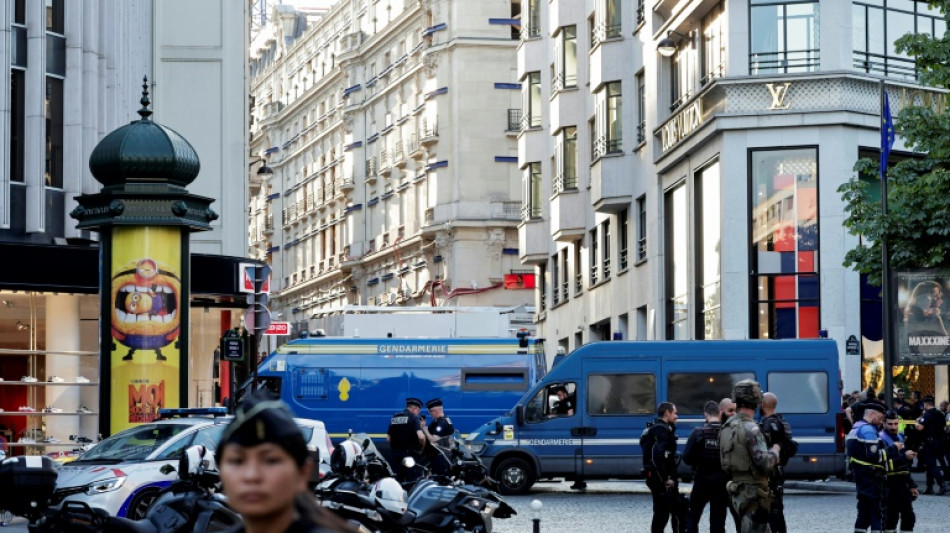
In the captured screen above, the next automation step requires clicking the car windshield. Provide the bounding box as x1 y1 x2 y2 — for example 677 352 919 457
78 423 193 462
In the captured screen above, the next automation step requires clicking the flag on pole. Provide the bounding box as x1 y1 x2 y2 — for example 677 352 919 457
881 90 895 181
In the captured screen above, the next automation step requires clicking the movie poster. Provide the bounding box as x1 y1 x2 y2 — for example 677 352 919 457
896 269 950 365
110 227 182 432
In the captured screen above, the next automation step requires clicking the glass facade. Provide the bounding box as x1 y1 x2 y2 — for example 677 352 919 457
853 0 946 80
524 72 542 129
750 148 820 339
45 77 64 189
665 182 688 339
697 161 722 339
750 0 820 74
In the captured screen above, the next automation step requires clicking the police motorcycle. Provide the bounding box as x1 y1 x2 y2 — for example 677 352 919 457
314 433 409 532
397 435 515 533
0 445 240 533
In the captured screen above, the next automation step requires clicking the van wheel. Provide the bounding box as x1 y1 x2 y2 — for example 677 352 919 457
127 488 160 520
494 457 535 494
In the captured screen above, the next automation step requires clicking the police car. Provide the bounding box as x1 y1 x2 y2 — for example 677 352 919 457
50 407 332 519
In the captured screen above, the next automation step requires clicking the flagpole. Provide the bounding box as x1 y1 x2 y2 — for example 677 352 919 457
880 79 894 407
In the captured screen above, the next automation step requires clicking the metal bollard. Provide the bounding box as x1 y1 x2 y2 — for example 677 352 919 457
531 499 543 533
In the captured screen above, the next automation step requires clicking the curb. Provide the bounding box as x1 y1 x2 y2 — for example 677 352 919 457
784 480 855 493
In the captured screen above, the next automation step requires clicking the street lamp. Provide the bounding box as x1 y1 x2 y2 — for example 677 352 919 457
658 30 690 57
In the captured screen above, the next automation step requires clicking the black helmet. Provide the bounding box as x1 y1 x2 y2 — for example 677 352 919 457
732 379 763 406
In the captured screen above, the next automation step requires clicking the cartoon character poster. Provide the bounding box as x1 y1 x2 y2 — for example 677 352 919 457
110 227 182 432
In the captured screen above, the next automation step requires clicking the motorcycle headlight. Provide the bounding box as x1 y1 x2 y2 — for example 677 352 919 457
468 442 486 454
85 476 127 494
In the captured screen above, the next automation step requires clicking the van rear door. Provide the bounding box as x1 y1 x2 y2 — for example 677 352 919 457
578 358 660 478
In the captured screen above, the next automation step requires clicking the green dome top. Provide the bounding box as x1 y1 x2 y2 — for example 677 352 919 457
89 77 200 189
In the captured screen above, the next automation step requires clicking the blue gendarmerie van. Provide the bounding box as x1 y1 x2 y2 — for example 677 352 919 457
465 339 846 494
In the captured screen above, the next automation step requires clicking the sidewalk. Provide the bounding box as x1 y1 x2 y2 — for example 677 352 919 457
785 471 941 494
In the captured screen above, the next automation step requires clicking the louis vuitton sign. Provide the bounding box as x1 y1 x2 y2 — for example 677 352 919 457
661 99 703 153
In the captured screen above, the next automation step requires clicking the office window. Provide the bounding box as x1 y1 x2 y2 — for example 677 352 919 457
636 72 646 144
555 26 578 91
522 162 542 220
561 249 569 302
588 374 655 415
665 182 688 339
594 81 622 158
602 220 611 280
751 148 820 339
592 0 622 47
523 72 542 129
551 253 560 305
15 0 25 24
696 161 722 339
702 2 725 85
589 228 599 285
45 77 64 189
555 126 578 192
539 263 547 310
853 0 945 80
670 40 696 111
10 70 25 182
668 372 755 414
636 195 647 262
750 0 819 74
524 0 540 39
46 0 64 33
574 242 583 295
767 372 828 413
619 209 629 271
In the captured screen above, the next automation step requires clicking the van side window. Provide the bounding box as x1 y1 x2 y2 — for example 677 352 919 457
524 382 577 423
767 371 828 413
667 372 754 415
587 374 655 415
461 368 528 391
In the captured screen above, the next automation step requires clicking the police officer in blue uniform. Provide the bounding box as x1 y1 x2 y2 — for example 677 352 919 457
847 400 900 533
425 398 455 440
683 401 728 533
880 409 918 533
387 397 426 482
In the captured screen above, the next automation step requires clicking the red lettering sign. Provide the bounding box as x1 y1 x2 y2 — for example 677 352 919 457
265 322 291 336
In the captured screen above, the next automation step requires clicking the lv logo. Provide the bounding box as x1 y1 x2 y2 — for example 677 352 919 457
766 82 792 110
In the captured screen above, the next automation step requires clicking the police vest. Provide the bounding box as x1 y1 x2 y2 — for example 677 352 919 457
388 410 419 451
699 424 722 471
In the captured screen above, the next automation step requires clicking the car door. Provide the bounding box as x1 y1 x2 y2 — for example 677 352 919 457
579 358 660 478
517 382 581 476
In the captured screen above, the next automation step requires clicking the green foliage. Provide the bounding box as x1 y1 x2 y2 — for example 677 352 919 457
838 2 950 285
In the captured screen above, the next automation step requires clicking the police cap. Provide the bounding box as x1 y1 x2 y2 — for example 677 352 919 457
732 379 763 406
217 390 308 466
863 400 887 414
923 395 936 404
406 397 423 409
426 398 443 410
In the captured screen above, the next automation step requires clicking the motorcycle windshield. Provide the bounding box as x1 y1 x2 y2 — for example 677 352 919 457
406 481 458 515
350 433 378 458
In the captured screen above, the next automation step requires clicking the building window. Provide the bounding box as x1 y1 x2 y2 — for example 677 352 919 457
636 72 646 144
10 70 25 183
539 263 547 310
665 182 688 339
45 77 64 189
592 0 622 47
602 219 611 280
15 0 25 24
46 0 64 34
524 0 540 39
619 209 629 270
750 148 820 339
551 253 560 306
594 81 622 158
523 71 542 130
561 249 569 302
853 0 946 80
555 26 578 91
702 2 725 85
574 242 583 294
670 39 696 111
637 0 646 27
522 162 542 220
555 126 578 192
637 195 647 262
750 0 819 74
696 161 722 339
589 228 599 286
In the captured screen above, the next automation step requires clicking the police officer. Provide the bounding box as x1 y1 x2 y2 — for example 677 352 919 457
880 409 918 533
847 399 899 533
552 385 575 416
759 392 797 533
915 395 949 494
720 397 736 425
642 401 683 533
386 397 426 482
719 380 779 533
683 401 729 533
424 398 454 441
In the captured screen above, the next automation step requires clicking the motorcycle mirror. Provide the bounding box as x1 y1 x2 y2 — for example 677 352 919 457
402 457 416 468
160 464 177 475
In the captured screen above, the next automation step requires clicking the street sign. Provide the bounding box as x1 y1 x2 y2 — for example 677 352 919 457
264 321 291 336
239 263 272 294
220 329 245 361
846 335 860 355
243 303 272 332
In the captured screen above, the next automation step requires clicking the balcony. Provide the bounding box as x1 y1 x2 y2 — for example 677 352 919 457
419 118 438 145
407 134 423 160
264 214 274 234
305 196 314 213
506 109 521 133
365 156 378 184
590 152 631 213
392 140 407 168
518 218 548 265
338 175 355 191
379 150 393 176
550 189 585 242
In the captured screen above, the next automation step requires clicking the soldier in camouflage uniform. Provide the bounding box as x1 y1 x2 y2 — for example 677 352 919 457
720 380 781 533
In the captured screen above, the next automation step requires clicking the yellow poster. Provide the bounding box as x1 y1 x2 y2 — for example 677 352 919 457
110 226 182 432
